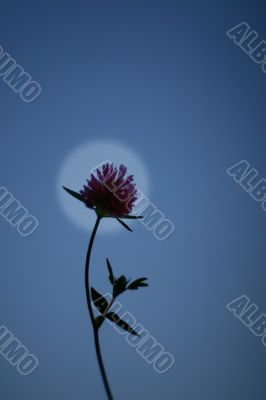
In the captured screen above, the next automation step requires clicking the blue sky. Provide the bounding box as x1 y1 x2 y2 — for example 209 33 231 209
0 1 266 399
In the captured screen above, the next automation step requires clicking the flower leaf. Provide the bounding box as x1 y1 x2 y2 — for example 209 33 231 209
63 186 94 209
106 258 115 285
127 278 149 290
116 218 133 232
113 275 128 298
91 287 109 314
106 312 140 336
63 186 85 203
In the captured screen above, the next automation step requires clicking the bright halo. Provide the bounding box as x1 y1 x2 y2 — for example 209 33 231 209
56 140 150 234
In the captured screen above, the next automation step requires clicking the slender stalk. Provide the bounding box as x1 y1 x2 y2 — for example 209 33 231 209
85 216 114 400
93 328 113 400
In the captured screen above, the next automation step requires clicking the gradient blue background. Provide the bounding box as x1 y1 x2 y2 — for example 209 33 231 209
1 1 266 399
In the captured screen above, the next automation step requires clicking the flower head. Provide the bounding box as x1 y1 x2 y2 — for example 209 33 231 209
80 162 137 217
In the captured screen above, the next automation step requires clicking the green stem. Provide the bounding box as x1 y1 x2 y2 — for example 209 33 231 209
85 216 114 400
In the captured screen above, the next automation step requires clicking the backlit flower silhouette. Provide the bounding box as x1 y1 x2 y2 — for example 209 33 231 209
63 162 148 400
80 163 137 217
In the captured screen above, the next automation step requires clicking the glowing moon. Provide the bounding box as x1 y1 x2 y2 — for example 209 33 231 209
57 140 150 234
